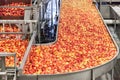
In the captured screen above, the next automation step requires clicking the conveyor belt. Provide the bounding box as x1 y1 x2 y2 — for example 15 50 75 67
23 0 118 79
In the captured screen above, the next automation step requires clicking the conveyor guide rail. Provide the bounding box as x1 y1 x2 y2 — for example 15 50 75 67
0 20 37 34
0 52 17 80
18 31 36 74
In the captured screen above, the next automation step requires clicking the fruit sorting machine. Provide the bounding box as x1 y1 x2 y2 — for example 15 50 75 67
0 0 119 80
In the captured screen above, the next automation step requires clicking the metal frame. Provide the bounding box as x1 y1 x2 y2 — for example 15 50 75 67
18 31 36 75
0 0 40 20
0 52 17 80
95 0 120 3
0 20 38 33
110 5 120 32
0 0 40 80
17 1 119 80
0 0 119 80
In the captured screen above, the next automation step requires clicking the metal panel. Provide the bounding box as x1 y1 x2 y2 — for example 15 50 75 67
38 70 91 80
94 59 116 78
110 5 120 19
17 75 37 80
100 5 112 19
96 0 120 2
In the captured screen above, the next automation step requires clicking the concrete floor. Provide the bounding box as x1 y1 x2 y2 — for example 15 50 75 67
106 25 120 80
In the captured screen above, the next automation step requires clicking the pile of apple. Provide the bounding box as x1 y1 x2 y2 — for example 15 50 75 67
0 39 28 67
23 0 117 75
0 24 22 39
0 24 21 32
0 2 30 16
0 24 28 67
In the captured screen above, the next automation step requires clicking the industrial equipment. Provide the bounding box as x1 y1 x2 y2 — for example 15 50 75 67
0 0 119 80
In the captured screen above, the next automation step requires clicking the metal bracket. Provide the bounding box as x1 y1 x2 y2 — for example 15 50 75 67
91 69 95 80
